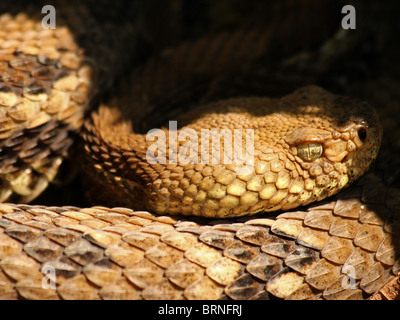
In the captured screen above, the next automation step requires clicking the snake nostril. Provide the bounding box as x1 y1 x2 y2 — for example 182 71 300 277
357 127 367 142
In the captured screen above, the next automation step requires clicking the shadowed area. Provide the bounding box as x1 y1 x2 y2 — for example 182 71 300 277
0 0 398 299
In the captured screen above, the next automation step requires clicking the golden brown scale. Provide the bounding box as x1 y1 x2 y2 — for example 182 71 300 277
0 174 399 300
0 0 399 300
0 0 136 203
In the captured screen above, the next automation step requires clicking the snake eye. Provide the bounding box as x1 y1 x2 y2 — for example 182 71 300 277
297 143 323 162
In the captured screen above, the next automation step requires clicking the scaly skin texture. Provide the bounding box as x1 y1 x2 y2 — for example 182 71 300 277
0 0 399 300
0 174 399 300
83 86 381 217
0 0 136 203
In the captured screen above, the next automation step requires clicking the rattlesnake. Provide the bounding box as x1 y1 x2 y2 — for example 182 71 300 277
0 0 399 300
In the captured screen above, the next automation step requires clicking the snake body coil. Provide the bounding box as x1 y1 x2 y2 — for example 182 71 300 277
0 0 399 300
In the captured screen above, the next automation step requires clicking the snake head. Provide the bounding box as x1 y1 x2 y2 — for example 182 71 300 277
284 86 382 201
333 104 383 183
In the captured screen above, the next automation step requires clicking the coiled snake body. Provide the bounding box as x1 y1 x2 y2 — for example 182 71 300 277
0 0 399 300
